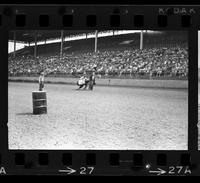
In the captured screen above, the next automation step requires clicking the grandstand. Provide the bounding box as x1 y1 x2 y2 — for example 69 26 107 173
8 30 188 79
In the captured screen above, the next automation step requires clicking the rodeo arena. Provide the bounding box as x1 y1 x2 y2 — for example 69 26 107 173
8 30 189 150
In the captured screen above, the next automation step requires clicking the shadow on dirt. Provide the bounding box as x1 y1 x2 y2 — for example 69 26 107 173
16 112 33 116
75 89 92 91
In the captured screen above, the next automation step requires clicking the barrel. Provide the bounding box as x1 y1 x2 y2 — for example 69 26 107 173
32 91 47 114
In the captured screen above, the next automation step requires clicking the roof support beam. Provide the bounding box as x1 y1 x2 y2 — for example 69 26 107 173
94 30 98 53
13 31 16 58
60 30 64 58
34 31 37 58
140 30 144 50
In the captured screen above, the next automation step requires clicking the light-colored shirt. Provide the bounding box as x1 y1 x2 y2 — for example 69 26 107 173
39 76 44 83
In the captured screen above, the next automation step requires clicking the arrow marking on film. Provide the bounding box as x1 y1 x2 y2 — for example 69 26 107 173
149 168 166 176
59 167 76 175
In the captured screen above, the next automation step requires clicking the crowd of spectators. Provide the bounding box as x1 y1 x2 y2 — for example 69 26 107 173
8 44 188 79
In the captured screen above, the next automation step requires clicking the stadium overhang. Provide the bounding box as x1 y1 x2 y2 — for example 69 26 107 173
9 30 180 58
9 30 104 44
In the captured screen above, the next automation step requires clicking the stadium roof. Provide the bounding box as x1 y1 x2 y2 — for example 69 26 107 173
9 30 183 44
9 30 100 43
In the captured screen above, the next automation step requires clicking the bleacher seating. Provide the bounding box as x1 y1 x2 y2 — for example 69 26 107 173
8 32 188 79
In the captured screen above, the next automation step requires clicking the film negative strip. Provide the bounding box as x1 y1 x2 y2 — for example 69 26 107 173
0 4 200 176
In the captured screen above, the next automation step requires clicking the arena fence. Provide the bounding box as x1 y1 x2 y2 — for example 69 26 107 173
8 76 188 89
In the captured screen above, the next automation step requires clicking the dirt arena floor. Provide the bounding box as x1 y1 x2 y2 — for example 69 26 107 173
8 82 188 150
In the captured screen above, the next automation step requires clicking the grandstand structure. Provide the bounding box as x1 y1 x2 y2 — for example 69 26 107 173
9 30 128 58
8 30 188 79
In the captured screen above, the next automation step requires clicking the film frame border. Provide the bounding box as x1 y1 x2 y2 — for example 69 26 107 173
0 4 199 176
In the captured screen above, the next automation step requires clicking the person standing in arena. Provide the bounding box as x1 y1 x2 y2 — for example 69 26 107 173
39 71 45 91
89 71 95 90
